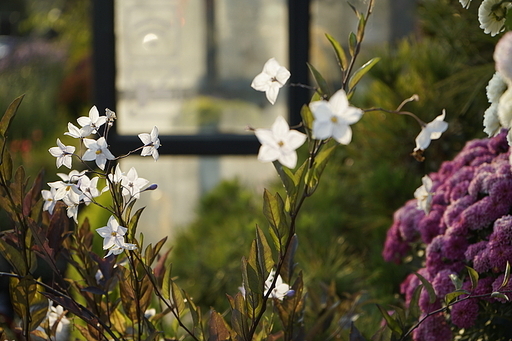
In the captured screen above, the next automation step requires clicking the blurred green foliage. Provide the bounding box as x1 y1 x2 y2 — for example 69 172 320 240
170 0 498 337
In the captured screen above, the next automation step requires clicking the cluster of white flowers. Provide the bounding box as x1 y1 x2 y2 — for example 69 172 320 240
43 106 160 257
251 58 448 168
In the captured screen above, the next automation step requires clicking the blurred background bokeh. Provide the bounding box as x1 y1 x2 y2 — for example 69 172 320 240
0 0 498 338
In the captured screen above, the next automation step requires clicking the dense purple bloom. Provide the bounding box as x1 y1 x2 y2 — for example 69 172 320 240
412 312 452 341
383 131 512 340
451 298 479 329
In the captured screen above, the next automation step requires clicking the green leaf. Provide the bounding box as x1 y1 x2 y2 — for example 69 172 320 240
415 272 437 304
445 290 469 305
356 13 366 41
29 295 50 331
491 292 509 301
348 57 380 92
0 148 12 181
162 263 172 301
241 255 262 319
280 234 298 283
0 239 27 275
0 95 24 139
231 292 249 341
376 304 402 336
408 285 422 319
501 261 511 289
128 206 145 239
466 266 479 291
262 190 289 249
300 104 314 140
306 141 338 191
348 32 357 57
325 33 348 71
449 273 463 291
171 281 187 317
255 227 274 278
307 62 330 98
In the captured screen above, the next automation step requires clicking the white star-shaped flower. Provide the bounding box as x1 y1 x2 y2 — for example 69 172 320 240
138 126 160 161
96 216 128 251
251 58 291 105
309 89 363 144
78 175 103 205
414 175 433 214
264 270 293 301
77 106 107 134
255 116 306 169
414 110 448 151
82 137 115 170
121 167 150 200
49 139 75 169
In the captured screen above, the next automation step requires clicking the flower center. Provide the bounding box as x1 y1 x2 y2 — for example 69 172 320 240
96 149 102 155
111 231 117 237
278 140 284 147
331 116 338 123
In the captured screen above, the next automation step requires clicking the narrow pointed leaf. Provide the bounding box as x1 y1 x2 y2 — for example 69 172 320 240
501 261 511 289
0 239 27 275
348 32 357 57
445 290 468 305
0 95 24 139
348 58 380 91
307 62 330 97
491 292 509 301
255 226 273 277
414 272 436 304
325 33 348 71
449 273 463 291
466 266 479 291
376 304 402 336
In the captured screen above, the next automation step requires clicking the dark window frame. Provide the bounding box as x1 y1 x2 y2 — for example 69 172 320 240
92 0 310 156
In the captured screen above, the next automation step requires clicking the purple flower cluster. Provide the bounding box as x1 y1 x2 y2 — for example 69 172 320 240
383 131 512 340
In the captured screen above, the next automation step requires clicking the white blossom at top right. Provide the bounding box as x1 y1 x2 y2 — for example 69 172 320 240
478 0 512 37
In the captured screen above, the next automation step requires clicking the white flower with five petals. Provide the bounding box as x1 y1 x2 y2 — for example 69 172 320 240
255 116 306 169
49 139 75 169
77 106 107 134
96 216 136 257
264 270 293 301
120 167 150 200
309 89 363 145
251 58 291 105
138 126 160 161
82 137 115 170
